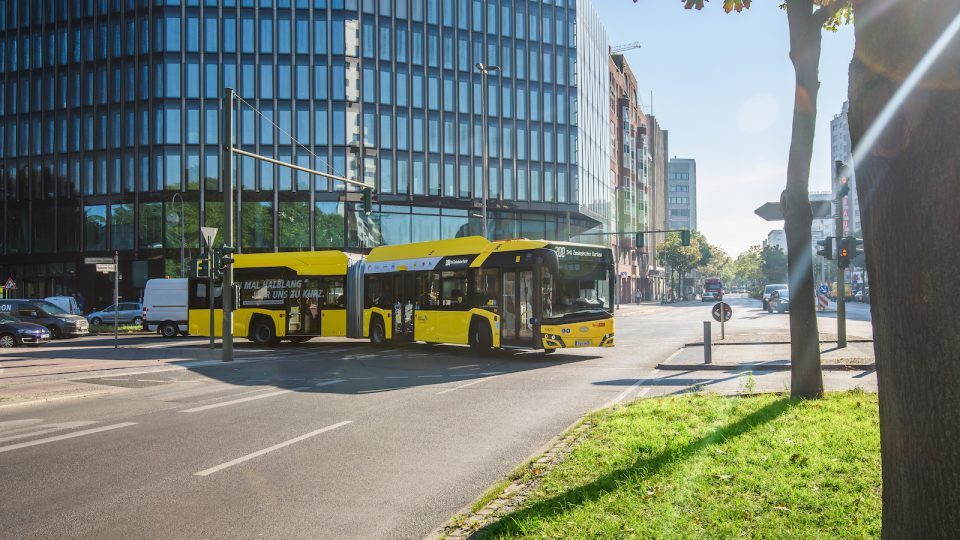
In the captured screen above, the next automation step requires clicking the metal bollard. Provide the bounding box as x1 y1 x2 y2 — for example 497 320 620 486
703 321 712 364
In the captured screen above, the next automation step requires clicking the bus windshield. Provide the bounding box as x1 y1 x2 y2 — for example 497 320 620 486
542 262 612 321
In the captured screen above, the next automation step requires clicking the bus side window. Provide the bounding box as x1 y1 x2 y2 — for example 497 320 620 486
324 277 345 308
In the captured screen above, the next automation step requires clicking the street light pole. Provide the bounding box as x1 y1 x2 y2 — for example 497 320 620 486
476 62 499 240
171 192 185 277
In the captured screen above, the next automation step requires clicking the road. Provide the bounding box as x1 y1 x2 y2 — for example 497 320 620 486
0 300 874 539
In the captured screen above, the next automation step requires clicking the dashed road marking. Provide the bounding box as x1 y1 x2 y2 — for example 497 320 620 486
437 375 501 395
180 387 311 413
0 422 137 454
194 421 352 476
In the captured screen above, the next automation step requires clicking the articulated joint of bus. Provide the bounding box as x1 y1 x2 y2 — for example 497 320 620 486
540 318 614 349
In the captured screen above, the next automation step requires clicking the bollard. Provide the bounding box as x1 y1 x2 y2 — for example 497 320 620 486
703 321 712 364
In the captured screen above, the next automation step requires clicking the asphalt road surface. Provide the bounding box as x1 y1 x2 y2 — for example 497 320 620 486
0 299 872 539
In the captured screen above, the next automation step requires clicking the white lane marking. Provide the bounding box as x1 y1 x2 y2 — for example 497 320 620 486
418 375 443 378
180 387 311 413
0 421 98 444
384 376 408 379
447 364 479 370
137 379 180 383
449 373 472 378
314 379 345 388
348 377 376 380
0 422 137 454
162 386 277 405
606 381 652 409
437 375 500 395
194 421 352 476
479 371 504 376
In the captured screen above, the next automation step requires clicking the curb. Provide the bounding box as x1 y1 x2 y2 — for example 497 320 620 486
0 388 119 410
655 362 875 371
683 339 874 347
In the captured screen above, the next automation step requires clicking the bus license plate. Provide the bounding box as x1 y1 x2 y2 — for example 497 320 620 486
575 339 592 346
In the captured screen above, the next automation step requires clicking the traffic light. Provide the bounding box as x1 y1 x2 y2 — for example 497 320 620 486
680 230 691 246
361 187 373 214
218 246 235 271
635 233 645 248
195 258 210 278
837 236 861 269
835 160 851 199
816 236 834 260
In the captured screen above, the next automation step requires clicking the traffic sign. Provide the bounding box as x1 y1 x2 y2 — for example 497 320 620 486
85 257 114 264
712 302 733 322
3 277 16 289
619 271 628 277
96 264 117 273
200 227 219 249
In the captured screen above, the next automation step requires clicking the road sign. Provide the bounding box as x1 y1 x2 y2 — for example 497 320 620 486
754 200 833 221
712 302 733 322
3 277 16 289
200 227 219 249
619 271 628 277
96 263 117 273
85 257 114 264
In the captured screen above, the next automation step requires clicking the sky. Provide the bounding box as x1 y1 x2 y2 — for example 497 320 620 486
593 0 856 257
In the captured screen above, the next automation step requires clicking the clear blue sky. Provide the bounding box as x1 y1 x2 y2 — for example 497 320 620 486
594 0 855 257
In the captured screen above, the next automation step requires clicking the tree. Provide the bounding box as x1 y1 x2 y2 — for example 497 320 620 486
649 0 851 398
733 245 764 290
847 1 960 536
700 244 734 284
657 231 701 298
761 245 789 284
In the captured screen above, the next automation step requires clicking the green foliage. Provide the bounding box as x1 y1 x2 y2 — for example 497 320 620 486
762 245 789 284
657 231 702 274
700 244 734 283
734 245 765 288
476 392 880 539
668 0 852 30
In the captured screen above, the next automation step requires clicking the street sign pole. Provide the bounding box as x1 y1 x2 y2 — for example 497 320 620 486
113 251 119 349
201 227 218 351
222 88 235 363
835 200 847 348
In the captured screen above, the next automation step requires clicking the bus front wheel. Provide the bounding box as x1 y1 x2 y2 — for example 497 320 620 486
250 319 278 346
469 321 492 355
370 317 388 348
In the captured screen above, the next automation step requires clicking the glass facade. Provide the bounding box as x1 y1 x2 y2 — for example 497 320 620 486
0 0 609 302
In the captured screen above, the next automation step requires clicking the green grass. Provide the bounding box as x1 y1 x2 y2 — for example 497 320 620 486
475 391 880 539
90 324 145 334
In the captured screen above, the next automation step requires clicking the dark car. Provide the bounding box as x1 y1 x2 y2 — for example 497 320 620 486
0 299 90 338
0 313 51 348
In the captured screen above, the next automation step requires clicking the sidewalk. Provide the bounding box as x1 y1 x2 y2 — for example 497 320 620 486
658 336 875 371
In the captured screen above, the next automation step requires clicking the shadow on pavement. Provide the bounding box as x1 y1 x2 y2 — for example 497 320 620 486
473 397 798 538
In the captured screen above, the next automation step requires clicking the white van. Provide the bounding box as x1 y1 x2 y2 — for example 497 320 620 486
44 296 81 315
142 278 189 338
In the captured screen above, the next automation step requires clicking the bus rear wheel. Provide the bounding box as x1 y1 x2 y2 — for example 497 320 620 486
370 317 388 348
250 320 278 346
469 321 492 355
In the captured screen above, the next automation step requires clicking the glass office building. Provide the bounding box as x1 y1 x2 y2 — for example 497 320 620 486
0 0 611 305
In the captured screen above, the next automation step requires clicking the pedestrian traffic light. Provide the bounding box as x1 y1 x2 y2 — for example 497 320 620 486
218 246 235 271
816 236 834 260
361 187 373 214
835 160 851 199
635 233 645 248
680 230 691 246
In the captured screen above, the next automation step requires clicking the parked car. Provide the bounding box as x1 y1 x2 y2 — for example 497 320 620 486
761 283 787 312
44 296 82 315
87 302 144 327
770 289 790 313
143 278 189 338
0 299 88 339
0 313 51 347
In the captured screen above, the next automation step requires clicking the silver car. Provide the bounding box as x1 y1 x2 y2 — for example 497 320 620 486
87 302 143 327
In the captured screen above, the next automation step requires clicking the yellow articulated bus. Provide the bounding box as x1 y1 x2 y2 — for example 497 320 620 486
353 236 615 353
188 250 361 345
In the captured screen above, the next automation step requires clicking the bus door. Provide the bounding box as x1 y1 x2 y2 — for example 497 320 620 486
392 273 416 340
501 268 535 345
286 278 323 337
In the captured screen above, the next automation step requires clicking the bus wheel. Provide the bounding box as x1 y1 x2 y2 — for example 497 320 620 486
469 321 492 355
370 317 387 348
250 320 276 346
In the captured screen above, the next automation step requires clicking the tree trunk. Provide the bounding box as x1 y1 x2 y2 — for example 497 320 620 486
783 0 824 399
848 1 960 536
